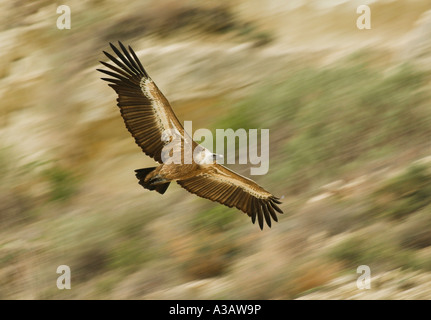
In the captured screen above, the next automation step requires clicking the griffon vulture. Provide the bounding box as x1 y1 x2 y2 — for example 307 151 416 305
98 42 283 229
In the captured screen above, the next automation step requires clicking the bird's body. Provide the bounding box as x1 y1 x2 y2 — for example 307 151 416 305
98 42 283 229
148 163 200 181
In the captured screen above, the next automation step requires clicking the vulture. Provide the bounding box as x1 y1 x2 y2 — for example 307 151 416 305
97 42 283 229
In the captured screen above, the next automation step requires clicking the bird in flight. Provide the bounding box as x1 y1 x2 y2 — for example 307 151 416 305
97 42 283 229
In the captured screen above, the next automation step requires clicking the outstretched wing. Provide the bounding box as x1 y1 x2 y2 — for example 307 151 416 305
177 165 283 229
98 42 186 163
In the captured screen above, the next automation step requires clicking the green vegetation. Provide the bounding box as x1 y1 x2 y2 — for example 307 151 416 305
102 4 273 46
2 50 431 299
325 163 431 273
190 205 240 232
217 59 431 193
370 164 431 219
327 234 413 271
397 206 431 250
42 165 80 202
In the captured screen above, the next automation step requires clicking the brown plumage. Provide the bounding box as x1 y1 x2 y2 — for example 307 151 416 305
98 42 283 229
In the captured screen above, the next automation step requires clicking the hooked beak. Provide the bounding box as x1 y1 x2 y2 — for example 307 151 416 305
212 153 224 163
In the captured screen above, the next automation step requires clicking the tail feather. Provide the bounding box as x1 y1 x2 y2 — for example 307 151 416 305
155 182 170 194
134 167 170 195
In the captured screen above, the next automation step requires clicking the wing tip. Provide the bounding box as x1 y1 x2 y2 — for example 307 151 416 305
248 196 283 230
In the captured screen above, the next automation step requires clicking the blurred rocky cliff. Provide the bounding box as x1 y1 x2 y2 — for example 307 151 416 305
1 0 431 299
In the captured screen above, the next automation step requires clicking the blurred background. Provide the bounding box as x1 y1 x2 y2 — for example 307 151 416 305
1 0 431 299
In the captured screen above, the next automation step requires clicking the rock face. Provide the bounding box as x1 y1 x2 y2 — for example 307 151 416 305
401 10 431 69
1 0 430 167
297 269 431 300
